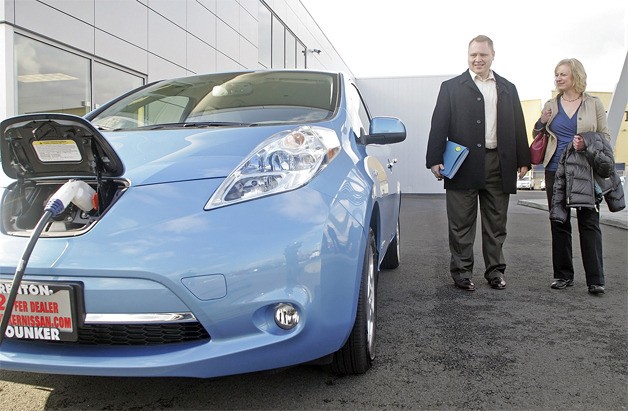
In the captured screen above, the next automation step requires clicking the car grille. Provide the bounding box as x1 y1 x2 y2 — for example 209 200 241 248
75 322 211 345
19 322 211 345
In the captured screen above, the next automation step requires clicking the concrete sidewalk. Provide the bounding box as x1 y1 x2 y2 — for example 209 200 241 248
518 198 628 230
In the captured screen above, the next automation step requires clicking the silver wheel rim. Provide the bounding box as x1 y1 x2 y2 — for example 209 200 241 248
366 243 376 359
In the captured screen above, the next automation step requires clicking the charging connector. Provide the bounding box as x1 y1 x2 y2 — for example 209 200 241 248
45 180 96 216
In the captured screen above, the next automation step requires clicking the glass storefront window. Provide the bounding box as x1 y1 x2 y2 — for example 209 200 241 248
258 3 308 69
297 41 306 69
271 16 284 68
93 62 143 109
286 32 296 69
15 34 90 115
14 34 144 116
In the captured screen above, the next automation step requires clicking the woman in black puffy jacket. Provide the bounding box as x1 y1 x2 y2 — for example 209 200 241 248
534 58 618 295
549 131 624 294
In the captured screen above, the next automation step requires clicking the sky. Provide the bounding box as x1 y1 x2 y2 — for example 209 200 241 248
300 0 628 101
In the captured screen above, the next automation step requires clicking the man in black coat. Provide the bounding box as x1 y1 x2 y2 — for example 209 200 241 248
425 35 531 291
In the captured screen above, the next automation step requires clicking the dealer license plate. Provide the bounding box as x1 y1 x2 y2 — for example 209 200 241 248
0 281 81 342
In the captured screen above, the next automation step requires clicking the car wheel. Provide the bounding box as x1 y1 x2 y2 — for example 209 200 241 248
380 219 400 269
331 228 378 375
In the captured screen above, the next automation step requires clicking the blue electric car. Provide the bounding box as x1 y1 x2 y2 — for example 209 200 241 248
0 70 406 378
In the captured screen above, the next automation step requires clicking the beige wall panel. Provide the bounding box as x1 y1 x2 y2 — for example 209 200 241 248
358 75 454 194
149 0 187 28
95 30 148 75
187 0 217 47
14 0 94 53
147 53 186 82
186 34 217 75
148 9 186 68
239 36 257 69
95 0 148 49
216 18 239 62
239 4 257 45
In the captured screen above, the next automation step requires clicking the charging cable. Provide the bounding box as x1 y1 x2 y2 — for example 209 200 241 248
0 180 95 345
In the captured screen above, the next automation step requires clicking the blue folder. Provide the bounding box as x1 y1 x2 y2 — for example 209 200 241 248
441 141 469 179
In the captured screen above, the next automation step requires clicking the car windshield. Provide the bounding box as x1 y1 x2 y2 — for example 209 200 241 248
90 71 338 130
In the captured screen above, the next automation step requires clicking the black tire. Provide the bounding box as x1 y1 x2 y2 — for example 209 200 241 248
331 228 378 375
380 219 400 269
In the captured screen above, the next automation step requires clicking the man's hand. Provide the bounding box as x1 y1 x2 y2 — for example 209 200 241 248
518 166 529 179
431 164 444 180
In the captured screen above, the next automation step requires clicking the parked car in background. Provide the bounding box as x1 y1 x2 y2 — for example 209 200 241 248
540 179 546 190
517 175 535 190
0 70 406 378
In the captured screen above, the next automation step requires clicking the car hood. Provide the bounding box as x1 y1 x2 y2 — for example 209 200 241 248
0 113 301 186
105 126 276 185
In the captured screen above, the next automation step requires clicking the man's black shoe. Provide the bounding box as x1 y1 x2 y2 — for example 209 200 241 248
454 278 475 291
588 285 605 294
550 279 574 289
489 277 506 290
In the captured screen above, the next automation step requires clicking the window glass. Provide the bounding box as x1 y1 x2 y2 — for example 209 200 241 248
93 62 143 109
136 96 191 127
258 4 271 68
355 87 371 131
285 32 296 69
90 71 338 129
261 6 306 70
271 16 284 68
15 34 90 115
297 41 306 69
346 83 371 136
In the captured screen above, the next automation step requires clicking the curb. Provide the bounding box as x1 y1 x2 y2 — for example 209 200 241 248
517 199 628 230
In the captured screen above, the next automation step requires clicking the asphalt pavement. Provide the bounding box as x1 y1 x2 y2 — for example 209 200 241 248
0 192 626 410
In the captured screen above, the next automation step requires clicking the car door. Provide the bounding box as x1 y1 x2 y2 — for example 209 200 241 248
347 81 400 245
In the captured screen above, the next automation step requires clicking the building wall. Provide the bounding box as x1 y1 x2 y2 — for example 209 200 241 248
357 75 452 194
0 0 353 118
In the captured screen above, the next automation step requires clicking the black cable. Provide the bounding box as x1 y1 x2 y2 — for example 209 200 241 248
0 210 53 345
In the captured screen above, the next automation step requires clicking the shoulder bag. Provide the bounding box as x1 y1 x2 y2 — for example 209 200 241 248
530 129 549 165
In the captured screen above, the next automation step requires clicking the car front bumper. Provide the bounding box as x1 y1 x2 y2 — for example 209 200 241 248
0 179 371 378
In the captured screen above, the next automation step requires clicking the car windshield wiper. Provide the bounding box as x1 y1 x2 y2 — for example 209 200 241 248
94 125 115 131
137 121 253 130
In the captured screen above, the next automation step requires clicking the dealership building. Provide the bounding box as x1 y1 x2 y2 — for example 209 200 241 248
1 0 626 193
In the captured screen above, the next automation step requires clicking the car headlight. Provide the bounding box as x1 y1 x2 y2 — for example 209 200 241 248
205 126 340 209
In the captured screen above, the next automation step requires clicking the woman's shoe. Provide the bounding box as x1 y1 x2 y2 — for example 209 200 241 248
550 279 574 289
588 285 605 294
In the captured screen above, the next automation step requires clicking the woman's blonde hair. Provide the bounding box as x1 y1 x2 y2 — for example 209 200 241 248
555 58 587 94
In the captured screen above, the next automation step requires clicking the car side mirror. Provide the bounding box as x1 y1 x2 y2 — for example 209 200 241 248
362 117 406 145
